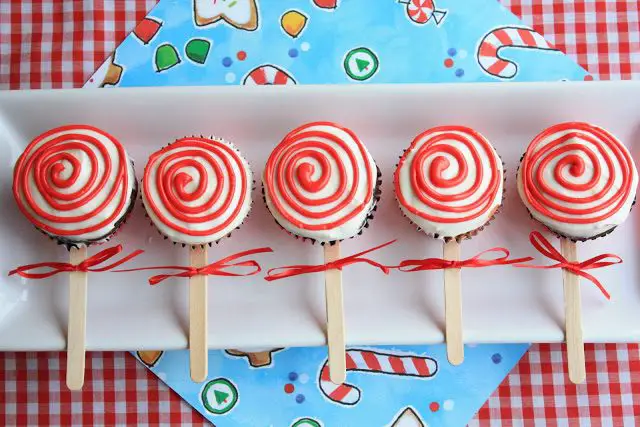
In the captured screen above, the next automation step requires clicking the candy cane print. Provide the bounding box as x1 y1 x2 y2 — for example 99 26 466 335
243 64 297 85
477 26 559 79
318 349 438 406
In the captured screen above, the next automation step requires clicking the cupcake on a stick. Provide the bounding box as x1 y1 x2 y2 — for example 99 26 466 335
517 122 637 383
142 136 252 382
12 125 138 389
394 126 504 365
263 122 380 384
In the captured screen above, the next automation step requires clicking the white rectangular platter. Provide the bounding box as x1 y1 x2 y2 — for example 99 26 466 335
1 81 640 351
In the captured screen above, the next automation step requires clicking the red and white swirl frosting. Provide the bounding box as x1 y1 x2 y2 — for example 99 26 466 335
394 126 504 238
517 122 638 239
142 137 252 245
263 122 377 242
12 125 135 244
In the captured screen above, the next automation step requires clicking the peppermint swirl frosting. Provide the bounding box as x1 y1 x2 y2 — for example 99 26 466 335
395 126 504 238
263 122 377 242
12 125 136 243
142 137 253 245
517 122 638 239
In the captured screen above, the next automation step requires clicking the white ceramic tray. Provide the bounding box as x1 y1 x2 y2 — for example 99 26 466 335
1 81 640 351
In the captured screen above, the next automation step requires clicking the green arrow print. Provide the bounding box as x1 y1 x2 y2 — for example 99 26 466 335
344 47 379 81
201 378 238 415
291 418 322 427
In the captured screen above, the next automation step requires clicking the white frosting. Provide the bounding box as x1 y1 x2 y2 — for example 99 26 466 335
517 124 638 239
14 126 136 244
395 127 504 238
263 123 377 243
142 138 252 245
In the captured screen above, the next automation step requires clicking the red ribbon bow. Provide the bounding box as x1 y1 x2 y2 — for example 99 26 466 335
265 240 396 281
397 247 534 272
8 245 144 279
116 247 274 285
514 231 622 300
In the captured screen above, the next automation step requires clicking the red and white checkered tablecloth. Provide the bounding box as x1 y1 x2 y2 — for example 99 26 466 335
1 1 640 425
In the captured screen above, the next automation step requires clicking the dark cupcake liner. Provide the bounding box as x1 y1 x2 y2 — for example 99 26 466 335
516 152 636 242
262 164 383 246
38 160 139 251
395 149 507 243
142 136 254 249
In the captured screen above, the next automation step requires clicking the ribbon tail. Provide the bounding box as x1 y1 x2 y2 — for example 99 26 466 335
113 265 192 274
89 249 145 272
148 275 172 286
494 256 535 266
397 259 449 272
8 262 71 279
345 240 397 260
214 247 274 267
8 269 63 279
353 258 391 274
569 268 611 300
148 271 193 286
513 262 563 270
265 267 321 281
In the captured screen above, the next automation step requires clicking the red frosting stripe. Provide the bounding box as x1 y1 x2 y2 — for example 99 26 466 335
394 126 502 223
143 137 249 236
520 122 635 224
264 122 374 231
12 125 130 237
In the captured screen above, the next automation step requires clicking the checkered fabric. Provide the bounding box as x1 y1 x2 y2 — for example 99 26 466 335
0 352 206 425
0 0 158 89
503 0 640 80
1 1 640 426
470 344 640 426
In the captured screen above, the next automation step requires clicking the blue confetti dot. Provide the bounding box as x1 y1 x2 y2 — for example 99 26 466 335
288 372 299 381
455 68 465 77
448 47 457 57
288 48 299 58
295 394 305 403
222 57 233 67
492 353 503 364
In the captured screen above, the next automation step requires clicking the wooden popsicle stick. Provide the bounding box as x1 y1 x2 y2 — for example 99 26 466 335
67 246 88 390
324 243 346 384
561 238 586 384
444 239 464 366
189 246 208 383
